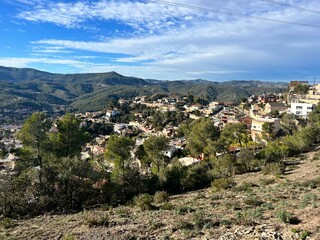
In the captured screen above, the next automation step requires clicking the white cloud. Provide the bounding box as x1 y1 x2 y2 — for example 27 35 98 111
16 0 320 31
17 0 198 31
8 0 320 80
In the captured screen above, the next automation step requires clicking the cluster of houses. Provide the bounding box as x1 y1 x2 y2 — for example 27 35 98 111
0 125 22 173
2 81 320 172
76 81 319 168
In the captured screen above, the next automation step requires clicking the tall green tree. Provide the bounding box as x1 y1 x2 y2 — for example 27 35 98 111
48 156 98 210
186 118 219 158
18 112 52 185
280 113 297 135
105 135 135 202
143 135 168 177
220 123 249 148
262 122 274 142
53 113 89 158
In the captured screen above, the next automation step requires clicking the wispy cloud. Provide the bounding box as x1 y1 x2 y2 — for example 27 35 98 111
17 0 198 31
4 0 320 81
16 0 320 32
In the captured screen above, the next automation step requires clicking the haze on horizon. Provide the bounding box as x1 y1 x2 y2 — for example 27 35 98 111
0 0 320 82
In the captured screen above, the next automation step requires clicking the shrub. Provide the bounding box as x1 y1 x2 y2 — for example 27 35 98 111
262 162 285 176
261 202 274 210
233 182 257 192
0 217 16 229
235 210 259 226
193 210 208 230
312 153 320 161
85 213 109 227
301 178 320 189
211 178 236 192
259 178 276 186
301 193 317 208
134 193 153 210
153 191 169 203
300 230 310 240
62 234 77 240
174 219 193 230
244 196 263 207
277 210 300 224
174 206 194 215
161 202 174 210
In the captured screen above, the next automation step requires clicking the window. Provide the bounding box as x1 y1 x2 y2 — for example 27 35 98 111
296 106 303 110
296 111 302 115
307 107 313 110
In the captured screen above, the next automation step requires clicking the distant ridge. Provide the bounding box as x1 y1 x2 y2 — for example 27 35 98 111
0 66 148 86
0 66 288 115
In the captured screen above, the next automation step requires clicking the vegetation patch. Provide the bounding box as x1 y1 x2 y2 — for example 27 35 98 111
211 178 236 192
133 193 154 211
84 212 109 227
277 210 300 224
153 191 169 204
0 217 16 229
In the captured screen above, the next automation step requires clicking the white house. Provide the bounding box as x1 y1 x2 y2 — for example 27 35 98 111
290 103 316 118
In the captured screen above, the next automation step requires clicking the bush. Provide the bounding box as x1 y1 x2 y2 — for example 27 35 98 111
211 178 236 192
277 210 300 224
173 219 193 230
312 153 320 161
174 206 194 215
85 213 109 227
301 178 320 189
259 178 276 186
262 163 285 176
161 202 174 210
300 230 310 240
62 234 77 240
244 196 263 206
233 182 257 192
134 193 153 210
153 191 169 203
0 217 17 229
193 210 208 230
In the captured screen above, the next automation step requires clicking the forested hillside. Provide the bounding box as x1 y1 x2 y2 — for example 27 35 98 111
0 66 287 114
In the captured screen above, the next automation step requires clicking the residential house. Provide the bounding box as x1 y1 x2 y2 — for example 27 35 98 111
289 81 309 93
259 93 279 103
189 103 203 111
251 117 280 142
178 157 200 166
264 102 287 114
290 103 316 118
208 101 224 111
238 116 253 129
105 109 118 119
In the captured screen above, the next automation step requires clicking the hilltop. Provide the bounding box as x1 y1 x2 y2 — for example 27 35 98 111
1 147 320 240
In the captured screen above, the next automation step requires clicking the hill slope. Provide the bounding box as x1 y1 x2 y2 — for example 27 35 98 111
2 148 320 240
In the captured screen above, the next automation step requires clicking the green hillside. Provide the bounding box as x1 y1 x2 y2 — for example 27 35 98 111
0 66 288 116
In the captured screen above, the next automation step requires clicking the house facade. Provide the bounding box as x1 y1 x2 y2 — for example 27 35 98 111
251 117 280 142
290 103 316 118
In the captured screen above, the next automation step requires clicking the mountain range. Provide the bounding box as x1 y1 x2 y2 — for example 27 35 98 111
0 66 288 114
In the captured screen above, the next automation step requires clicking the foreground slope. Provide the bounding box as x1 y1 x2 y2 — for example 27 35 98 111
1 148 320 240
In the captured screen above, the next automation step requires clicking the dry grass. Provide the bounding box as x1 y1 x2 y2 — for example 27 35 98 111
2 149 320 239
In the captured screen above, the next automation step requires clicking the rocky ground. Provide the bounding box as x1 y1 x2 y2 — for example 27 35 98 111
1 149 320 240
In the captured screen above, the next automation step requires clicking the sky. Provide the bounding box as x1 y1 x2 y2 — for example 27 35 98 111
0 0 320 82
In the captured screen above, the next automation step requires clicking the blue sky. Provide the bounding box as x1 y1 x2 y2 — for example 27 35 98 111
0 0 320 81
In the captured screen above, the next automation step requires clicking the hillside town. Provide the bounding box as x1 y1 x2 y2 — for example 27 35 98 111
1 81 320 175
